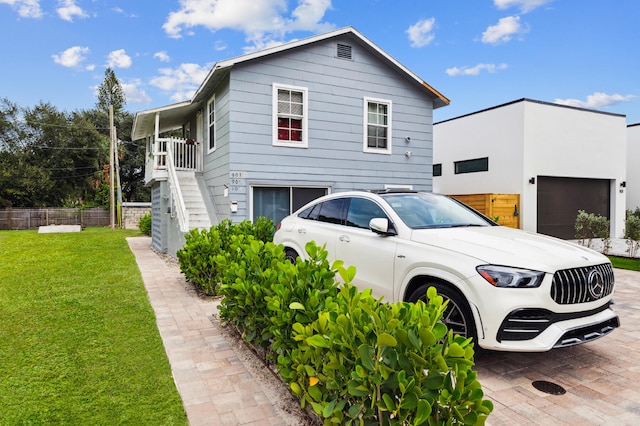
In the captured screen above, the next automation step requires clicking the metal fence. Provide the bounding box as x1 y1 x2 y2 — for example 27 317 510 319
0 208 110 230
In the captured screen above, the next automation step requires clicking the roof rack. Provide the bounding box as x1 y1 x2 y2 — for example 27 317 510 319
369 188 419 194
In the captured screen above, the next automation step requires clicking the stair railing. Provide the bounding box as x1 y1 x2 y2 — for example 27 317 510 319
165 140 189 232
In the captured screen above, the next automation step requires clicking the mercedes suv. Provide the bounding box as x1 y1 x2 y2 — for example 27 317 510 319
273 190 619 352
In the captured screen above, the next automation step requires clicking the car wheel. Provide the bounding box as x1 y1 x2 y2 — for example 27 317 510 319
284 248 298 264
408 283 476 342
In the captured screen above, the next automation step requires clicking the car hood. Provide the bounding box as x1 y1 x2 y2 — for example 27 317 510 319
410 226 608 272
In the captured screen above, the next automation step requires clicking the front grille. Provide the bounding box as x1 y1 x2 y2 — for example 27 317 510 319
550 263 614 305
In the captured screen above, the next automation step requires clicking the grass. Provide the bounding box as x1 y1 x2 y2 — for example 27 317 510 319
0 228 188 425
609 255 640 271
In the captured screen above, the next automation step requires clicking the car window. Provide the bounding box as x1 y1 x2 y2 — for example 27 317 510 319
346 197 388 229
298 203 320 220
317 198 347 225
382 193 490 229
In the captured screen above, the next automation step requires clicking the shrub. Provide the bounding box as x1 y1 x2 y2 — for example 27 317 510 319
176 218 275 296
139 213 152 236
284 284 492 424
575 210 611 253
625 211 640 258
216 238 493 424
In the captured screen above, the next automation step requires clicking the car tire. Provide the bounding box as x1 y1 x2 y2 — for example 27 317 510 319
407 283 477 343
284 248 298 264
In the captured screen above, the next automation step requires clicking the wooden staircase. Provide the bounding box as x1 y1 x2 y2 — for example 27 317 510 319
175 171 211 230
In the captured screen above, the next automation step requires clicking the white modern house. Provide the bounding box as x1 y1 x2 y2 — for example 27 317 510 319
627 123 640 211
433 98 627 240
133 27 449 256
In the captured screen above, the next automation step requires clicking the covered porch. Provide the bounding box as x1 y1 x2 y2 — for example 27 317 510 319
132 100 205 184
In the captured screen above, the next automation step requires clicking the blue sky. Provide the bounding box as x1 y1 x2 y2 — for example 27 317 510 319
1 0 638 124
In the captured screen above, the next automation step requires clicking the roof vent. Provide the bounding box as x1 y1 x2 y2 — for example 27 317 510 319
337 43 352 60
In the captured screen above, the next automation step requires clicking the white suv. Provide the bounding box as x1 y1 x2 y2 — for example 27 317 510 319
273 190 619 352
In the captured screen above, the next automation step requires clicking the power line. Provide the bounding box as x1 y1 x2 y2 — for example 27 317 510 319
38 146 104 150
41 166 100 171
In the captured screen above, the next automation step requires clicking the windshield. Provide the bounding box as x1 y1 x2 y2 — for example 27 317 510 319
381 193 493 229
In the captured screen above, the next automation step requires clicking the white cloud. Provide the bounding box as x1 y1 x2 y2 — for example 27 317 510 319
0 0 43 18
107 49 132 68
481 15 528 45
554 92 637 109
446 63 508 76
154 51 171 62
162 0 334 50
494 0 553 14
56 0 87 22
121 79 152 104
52 45 90 68
406 18 436 48
112 6 136 18
149 63 211 102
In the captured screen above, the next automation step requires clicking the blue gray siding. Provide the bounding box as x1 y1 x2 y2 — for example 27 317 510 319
202 34 434 222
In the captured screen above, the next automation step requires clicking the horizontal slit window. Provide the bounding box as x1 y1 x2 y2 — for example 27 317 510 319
454 157 488 174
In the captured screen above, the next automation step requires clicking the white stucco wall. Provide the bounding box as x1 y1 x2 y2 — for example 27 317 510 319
627 124 640 211
434 99 627 238
523 101 627 237
433 101 526 195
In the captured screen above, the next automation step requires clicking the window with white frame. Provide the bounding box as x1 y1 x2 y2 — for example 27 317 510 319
363 97 392 154
273 84 308 147
207 96 216 152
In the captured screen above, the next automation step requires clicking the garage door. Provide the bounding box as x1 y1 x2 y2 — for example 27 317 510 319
537 176 610 239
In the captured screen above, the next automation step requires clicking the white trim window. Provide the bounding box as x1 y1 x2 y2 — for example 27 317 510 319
273 84 308 148
207 96 216 153
363 97 392 154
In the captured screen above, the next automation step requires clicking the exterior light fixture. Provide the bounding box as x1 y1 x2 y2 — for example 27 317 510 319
529 177 536 184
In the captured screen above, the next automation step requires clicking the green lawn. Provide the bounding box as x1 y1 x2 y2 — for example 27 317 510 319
609 255 640 271
0 228 187 425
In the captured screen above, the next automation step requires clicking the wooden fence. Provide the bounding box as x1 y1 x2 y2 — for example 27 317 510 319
0 208 110 230
450 194 520 229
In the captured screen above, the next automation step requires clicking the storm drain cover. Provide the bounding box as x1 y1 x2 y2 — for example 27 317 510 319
532 380 566 395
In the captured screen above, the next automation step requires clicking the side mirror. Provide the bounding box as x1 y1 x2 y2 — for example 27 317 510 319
369 218 397 236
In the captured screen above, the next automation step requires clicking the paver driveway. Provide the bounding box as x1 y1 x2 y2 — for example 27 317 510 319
129 236 640 425
476 268 640 425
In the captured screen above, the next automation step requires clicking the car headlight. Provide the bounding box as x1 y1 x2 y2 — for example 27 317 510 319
476 265 545 288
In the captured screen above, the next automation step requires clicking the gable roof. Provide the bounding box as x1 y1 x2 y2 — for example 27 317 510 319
133 26 448 141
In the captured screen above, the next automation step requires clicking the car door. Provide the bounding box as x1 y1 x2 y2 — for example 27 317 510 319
334 197 399 302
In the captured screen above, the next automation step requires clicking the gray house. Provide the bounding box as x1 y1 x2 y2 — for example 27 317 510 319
133 27 449 256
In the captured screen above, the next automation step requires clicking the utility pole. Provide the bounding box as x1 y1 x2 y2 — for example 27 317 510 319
115 136 123 228
109 104 115 230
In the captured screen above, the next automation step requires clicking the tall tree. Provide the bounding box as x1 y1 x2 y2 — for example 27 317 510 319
93 69 149 202
96 68 126 120
0 101 107 207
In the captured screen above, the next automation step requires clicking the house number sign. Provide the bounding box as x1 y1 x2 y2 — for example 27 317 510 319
229 171 247 193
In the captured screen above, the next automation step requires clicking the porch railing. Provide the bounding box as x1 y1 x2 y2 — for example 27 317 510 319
153 137 202 172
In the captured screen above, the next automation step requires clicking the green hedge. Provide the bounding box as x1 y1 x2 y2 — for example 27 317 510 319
176 217 274 295
209 230 493 424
